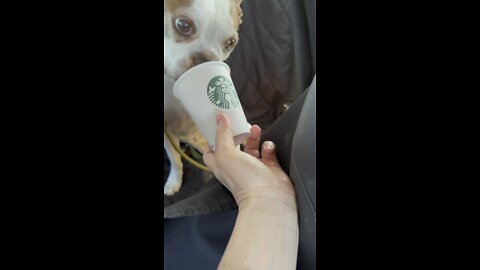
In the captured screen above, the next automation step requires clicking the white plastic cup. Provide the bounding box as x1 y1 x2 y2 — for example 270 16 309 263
173 61 251 151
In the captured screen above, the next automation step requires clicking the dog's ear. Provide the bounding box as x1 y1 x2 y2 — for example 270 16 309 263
234 0 243 26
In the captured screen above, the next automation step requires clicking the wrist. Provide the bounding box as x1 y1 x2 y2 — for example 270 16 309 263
235 188 297 213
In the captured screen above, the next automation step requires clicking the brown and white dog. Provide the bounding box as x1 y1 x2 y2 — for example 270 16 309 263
164 0 243 196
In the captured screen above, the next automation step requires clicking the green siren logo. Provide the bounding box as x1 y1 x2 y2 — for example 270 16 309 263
207 76 240 109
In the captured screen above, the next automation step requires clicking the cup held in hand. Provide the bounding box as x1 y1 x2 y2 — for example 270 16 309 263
173 61 251 151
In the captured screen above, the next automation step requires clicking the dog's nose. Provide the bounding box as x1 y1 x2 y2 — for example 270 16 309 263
191 53 208 66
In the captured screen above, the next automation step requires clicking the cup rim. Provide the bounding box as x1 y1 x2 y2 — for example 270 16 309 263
173 61 231 99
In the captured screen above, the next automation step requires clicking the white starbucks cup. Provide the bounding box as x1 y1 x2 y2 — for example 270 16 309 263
173 61 251 151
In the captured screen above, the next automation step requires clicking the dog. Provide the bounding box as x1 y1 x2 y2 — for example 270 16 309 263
164 0 243 196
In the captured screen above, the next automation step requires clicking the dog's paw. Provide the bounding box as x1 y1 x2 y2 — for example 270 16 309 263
164 175 183 196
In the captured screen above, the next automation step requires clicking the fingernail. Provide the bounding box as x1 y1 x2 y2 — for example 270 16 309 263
216 113 222 124
263 141 275 151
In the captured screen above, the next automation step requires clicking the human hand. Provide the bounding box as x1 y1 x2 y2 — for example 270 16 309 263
203 113 296 210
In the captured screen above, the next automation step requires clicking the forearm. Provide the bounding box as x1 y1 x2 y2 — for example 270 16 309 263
218 198 299 270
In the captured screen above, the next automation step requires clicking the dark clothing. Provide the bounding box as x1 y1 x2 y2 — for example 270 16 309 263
164 210 238 270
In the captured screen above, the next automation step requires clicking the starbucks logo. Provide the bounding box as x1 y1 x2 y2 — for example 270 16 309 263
207 76 240 109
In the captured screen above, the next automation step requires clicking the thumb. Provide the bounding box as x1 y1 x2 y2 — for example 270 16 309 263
261 141 280 167
215 112 235 152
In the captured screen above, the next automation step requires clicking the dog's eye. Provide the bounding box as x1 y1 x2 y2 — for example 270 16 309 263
224 38 237 50
175 18 193 35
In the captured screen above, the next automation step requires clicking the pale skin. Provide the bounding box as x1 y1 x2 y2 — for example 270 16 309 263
203 113 299 270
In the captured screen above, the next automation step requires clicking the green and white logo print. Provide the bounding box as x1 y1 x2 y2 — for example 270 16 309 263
207 76 240 109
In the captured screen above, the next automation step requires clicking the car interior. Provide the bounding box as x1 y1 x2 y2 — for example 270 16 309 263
164 0 316 269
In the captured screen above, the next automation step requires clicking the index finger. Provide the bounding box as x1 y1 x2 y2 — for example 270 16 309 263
244 125 261 158
214 113 235 152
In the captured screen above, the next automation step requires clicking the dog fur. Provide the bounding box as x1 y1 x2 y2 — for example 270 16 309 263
164 0 243 196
